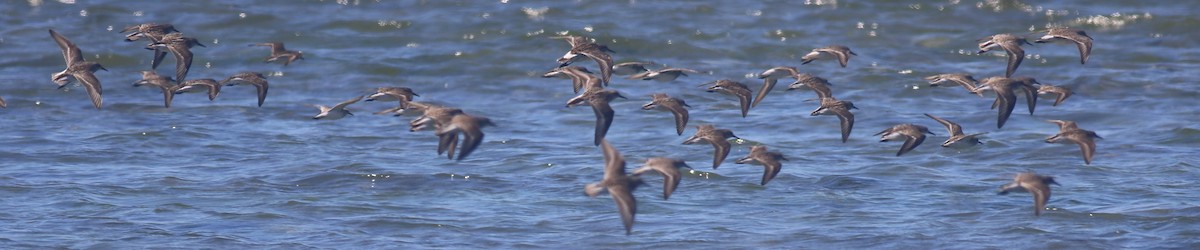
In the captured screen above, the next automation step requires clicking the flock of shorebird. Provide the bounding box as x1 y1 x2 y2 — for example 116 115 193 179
35 24 495 162
544 28 1100 234
17 22 1101 235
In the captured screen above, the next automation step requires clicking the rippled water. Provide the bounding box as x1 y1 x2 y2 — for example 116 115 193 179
1 0 1198 248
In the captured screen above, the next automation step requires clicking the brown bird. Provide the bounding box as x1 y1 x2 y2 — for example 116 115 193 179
972 77 1035 128
924 73 982 97
365 87 420 105
754 66 800 108
735 145 788 185
640 93 691 136
220 72 269 107
1036 84 1073 106
801 45 857 67
554 35 614 86
409 104 466 159
567 88 626 146
875 124 934 156
132 71 179 108
683 125 739 169
434 113 495 161
810 97 857 143
119 23 178 70
998 172 1060 216
583 139 644 235
148 33 205 82
786 73 836 100
630 157 691 200
977 34 1033 78
173 78 223 101
49 29 106 109
542 66 600 94
1045 120 1102 165
628 67 701 82
612 61 655 76
253 42 304 66
706 79 753 118
1035 28 1094 64
924 113 987 147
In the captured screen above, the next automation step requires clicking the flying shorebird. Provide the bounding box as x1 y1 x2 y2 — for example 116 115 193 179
132 71 179 108
553 35 614 86
584 139 644 235
147 32 205 82
706 79 753 118
220 72 269 107
801 45 857 67
998 172 1060 216
1034 28 1094 64
253 42 304 66
630 157 691 200
683 124 739 169
312 95 364 120
434 113 495 161
1045 120 1102 165
735 145 788 186
977 33 1033 78
924 113 987 147
810 96 857 143
567 88 626 146
875 124 934 156
49 29 106 109
641 93 691 136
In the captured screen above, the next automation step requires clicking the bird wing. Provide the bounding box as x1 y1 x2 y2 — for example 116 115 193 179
49 29 84 66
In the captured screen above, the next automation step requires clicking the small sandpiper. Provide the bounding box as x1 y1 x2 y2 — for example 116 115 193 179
365 87 419 105
220 72 269 107
542 66 599 93
801 45 857 68
972 77 1034 128
148 32 205 82
173 78 222 101
1032 82 1073 106
1035 28 1094 64
1045 120 1102 165
683 124 739 169
434 113 495 161
119 23 178 70
810 96 857 143
754 66 800 108
923 113 987 147
50 29 107 109
567 88 626 146
253 42 304 66
132 71 179 108
312 95 364 120
977 33 1032 78
612 61 655 76
641 93 691 136
629 67 701 82
705 79 753 118
735 145 788 186
630 157 691 200
786 73 835 100
924 73 982 97
553 35 614 86
409 104 466 158
875 124 934 156
583 139 644 235
998 172 1060 216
